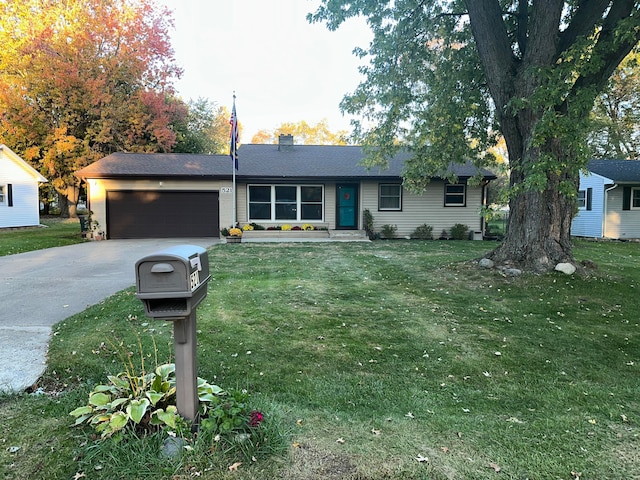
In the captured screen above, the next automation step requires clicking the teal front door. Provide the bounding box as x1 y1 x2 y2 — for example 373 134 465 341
336 184 358 229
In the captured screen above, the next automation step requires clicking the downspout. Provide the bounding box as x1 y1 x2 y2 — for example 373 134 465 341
603 184 618 238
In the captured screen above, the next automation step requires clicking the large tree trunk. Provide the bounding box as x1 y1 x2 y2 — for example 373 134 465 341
489 150 577 271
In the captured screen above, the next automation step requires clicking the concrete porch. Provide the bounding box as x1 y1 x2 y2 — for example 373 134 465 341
237 229 369 243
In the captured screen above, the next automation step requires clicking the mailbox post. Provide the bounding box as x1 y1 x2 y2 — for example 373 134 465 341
135 245 211 421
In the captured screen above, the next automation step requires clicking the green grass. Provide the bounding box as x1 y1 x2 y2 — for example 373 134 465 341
0 217 86 256
1 240 639 479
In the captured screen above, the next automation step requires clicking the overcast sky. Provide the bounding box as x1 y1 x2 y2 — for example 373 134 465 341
158 0 372 142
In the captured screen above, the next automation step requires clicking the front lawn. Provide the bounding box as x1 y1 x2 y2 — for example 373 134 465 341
0 217 85 256
1 240 638 479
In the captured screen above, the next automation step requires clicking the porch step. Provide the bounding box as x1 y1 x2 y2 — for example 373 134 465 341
329 230 369 241
239 229 369 242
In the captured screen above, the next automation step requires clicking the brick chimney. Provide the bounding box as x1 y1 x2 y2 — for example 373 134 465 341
278 134 294 151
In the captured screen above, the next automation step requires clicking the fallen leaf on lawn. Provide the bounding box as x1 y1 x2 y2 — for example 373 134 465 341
296 419 303 426
405 412 415 419
621 414 628 422
73 473 86 480
7 446 20 453
228 462 242 472
336 438 345 444
588 419 597 424
462 408 470 413
415 455 429 463
506 416 524 424
440 446 449 453
292 442 301 448
488 462 501 472
483 371 492 377
371 428 381 435
571 471 582 480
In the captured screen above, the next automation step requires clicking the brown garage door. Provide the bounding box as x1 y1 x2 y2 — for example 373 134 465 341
107 190 219 239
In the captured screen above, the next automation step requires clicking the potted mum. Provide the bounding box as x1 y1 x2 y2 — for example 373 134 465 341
221 226 242 243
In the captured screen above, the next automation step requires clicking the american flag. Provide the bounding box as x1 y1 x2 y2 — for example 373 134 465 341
229 96 239 170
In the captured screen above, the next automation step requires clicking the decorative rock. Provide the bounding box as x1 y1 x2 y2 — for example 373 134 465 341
503 268 522 277
161 436 188 458
478 258 495 269
555 262 576 275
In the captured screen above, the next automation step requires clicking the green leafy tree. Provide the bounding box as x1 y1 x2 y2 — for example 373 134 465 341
589 50 640 159
311 1 640 271
0 0 184 217
173 99 232 154
251 119 350 145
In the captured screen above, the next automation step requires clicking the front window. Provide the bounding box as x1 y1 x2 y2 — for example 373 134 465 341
0 185 5 205
379 184 402 211
444 184 466 206
577 190 586 209
249 185 324 222
632 187 640 209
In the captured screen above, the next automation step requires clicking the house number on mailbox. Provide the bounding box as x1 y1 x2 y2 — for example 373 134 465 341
190 271 200 291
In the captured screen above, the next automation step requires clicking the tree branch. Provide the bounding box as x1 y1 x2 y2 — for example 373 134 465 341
558 0 611 58
464 0 516 111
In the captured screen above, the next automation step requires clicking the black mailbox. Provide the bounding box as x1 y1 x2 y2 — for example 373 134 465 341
135 245 211 320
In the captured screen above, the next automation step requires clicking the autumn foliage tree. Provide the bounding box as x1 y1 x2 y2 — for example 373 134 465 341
251 119 350 145
0 0 185 217
312 1 640 272
173 99 234 154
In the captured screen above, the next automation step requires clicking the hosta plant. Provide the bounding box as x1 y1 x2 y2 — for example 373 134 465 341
70 363 224 438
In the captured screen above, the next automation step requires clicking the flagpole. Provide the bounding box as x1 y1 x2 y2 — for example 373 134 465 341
230 93 238 227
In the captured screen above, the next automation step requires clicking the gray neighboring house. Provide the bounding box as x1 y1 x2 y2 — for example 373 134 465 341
75 135 496 240
572 159 640 239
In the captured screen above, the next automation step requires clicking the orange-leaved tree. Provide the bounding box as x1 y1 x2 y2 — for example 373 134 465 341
251 119 350 145
0 0 186 217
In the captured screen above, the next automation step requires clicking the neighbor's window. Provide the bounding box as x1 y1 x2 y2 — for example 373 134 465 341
577 190 586 209
444 184 466 206
632 187 640 209
0 185 5 205
248 185 324 222
378 184 402 211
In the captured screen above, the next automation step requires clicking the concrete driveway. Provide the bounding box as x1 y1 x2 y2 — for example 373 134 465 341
0 238 218 393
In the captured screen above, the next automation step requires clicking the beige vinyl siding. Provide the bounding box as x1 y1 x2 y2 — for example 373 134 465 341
361 180 485 238
605 185 640 239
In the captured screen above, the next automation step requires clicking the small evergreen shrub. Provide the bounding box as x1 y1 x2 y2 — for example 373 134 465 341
380 224 397 239
411 224 433 239
363 209 375 239
450 223 469 240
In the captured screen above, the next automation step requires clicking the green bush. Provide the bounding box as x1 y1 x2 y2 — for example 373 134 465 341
363 209 375 239
410 224 433 239
380 224 397 239
450 223 469 240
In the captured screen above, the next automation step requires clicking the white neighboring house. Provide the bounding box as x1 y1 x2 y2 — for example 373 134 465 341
572 159 640 240
0 144 48 228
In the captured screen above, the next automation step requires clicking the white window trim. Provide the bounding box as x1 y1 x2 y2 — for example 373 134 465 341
577 189 587 210
248 184 324 222
378 184 402 211
444 183 466 207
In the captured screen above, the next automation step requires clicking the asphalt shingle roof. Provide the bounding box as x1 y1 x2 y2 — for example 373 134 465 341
75 144 496 181
588 159 640 183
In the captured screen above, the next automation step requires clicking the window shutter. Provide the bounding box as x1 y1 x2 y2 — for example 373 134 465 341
586 188 592 211
7 184 12 207
623 187 631 210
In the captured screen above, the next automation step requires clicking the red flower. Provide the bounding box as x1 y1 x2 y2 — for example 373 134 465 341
249 410 264 427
